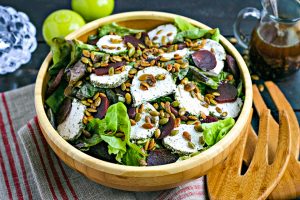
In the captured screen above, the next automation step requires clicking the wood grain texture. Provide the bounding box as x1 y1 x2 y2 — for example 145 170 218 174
34 11 252 191
243 83 300 199
207 109 291 200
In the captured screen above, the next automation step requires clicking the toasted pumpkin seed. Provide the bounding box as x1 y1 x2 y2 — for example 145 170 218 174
188 141 195 149
145 116 151 124
82 129 91 138
181 77 189 85
81 57 90 64
212 92 220 96
144 139 150 151
130 119 136 126
159 118 169 125
194 124 203 132
128 47 135 57
155 74 166 80
153 103 159 110
170 129 179 136
216 107 222 113
129 68 137 75
148 139 155 150
138 74 151 81
121 83 126 91
81 100 91 106
258 84 264 92
135 32 142 39
199 136 205 145
188 115 198 120
178 108 186 116
200 111 207 119
184 83 196 92
142 123 154 129
160 57 171 62
94 97 101 107
221 112 228 117
171 101 180 107
138 104 144 113
251 74 260 80
175 118 181 128
154 129 161 138
82 50 90 57
135 113 142 122
150 111 160 116
85 110 91 117
87 108 97 113
161 36 167 45
108 67 114 76
125 93 132 104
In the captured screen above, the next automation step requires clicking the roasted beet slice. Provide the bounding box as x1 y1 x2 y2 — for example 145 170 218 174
124 35 142 48
95 95 109 119
226 55 240 79
214 82 238 103
88 142 116 162
147 149 179 166
47 68 64 96
192 50 217 71
127 106 136 119
177 43 187 50
56 98 72 124
158 116 175 139
201 116 218 123
93 61 126 76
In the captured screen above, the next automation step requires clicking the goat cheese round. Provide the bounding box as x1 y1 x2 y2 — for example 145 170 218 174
131 66 176 106
163 124 204 155
90 65 132 88
208 98 243 118
160 48 189 60
148 24 177 46
96 35 127 54
175 84 208 116
130 103 159 140
195 39 226 75
57 99 86 141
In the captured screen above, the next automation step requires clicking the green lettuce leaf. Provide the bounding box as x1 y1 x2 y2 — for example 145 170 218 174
98 22 145 37
48 38 71 76
45 80 67 113
174 17 221 43
202 117 235 146
75 82 102 100
122 147 144 166
86 102 145 164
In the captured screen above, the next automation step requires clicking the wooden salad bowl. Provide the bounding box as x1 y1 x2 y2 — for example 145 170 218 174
35 11 252 191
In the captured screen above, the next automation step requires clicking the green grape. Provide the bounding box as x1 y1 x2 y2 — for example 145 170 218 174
72 0 114 22
43 9 85 45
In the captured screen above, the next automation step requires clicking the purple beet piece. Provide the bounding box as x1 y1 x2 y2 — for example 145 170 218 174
95 95 110 119
170 106 178 117
124 35 142 48
56 98 72 124
226 55 240 79
192 50 217 71
127 106 136 119
214 82 238 103
93 61 126 76
88 142 116 162
201 116 218 123
69 60 86 85
47 68 64 96
158 116 175 139
177 43 187 50
147 149 179 166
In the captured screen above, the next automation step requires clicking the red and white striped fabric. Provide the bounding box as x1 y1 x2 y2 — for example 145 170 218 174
0 85 207 200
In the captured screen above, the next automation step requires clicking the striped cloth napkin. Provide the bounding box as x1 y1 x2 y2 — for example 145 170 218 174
0 84 207 200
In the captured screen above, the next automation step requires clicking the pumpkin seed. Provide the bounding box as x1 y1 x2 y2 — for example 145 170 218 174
188 141 195 149
94 97 101 107
171 101 180 107
200 111 207 119
108 67 114 76
160 57 171 62
178 108 186 116
87 108 97 113
135 113 142 122
194 124 203 132
135 32 142 39
149 111 160 116
181 77 189 85
81 57 90 64
125 93 132 104
85 110 91 117
161 36 167 45
153 103 159 110
144 139 150 151
82 50 90 57
81 100 91 106
221 112 228 117
184 83 196 92
212 92 220 96
154 129 161 138
142 123 154 129
148 139 155 150
121 83 126 91
138 104 144 113
138 74 151 81
145 116 151 124
251 74 260 80
130 119 136 126
155 74 166 80
159 118 169 125
128 47 135 57
175 118 181 128
216 107 222 113
258 84 264 92
183 131 191 141
129 68 137 75
170 129 179 136
199 136 205 145
188 115 198 120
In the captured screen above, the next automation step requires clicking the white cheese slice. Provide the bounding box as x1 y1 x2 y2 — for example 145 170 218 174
130 103 159 140
208 98 243 118
194 39 226 75
148 24 177 46
163 124 204 155
90 65 132 88
175 84 208 116
160 48 189 60
96 35 127 54
131 66 176 106
57 99 86 141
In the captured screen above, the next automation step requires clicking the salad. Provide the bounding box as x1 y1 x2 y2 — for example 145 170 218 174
45 17 244 166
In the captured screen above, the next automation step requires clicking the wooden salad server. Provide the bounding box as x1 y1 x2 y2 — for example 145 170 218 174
206 83 292 199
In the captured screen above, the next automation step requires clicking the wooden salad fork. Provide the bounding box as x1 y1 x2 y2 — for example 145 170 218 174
206 83 292 199
251 82 300 199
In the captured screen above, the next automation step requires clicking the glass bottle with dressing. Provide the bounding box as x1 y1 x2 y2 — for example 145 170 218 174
234 0 300 79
